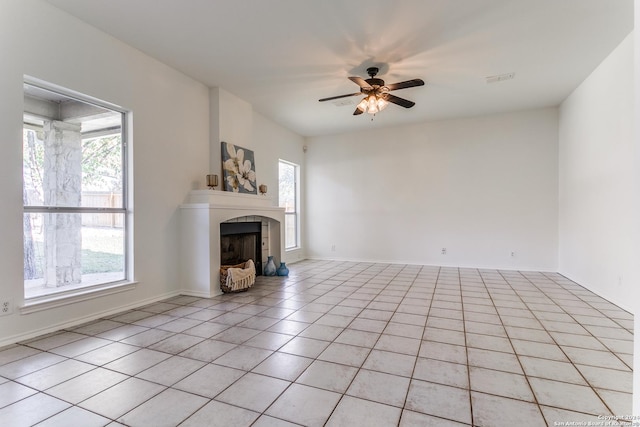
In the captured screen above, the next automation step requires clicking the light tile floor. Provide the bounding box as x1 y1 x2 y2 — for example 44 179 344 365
0 260 634 426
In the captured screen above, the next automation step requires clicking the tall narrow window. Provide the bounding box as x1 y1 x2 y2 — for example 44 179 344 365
23 81 129 300
279 160 299 250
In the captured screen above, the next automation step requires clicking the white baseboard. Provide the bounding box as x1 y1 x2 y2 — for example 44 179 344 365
556 271 634 314
179 288 222 298
0 289 182 348
305 256 555 273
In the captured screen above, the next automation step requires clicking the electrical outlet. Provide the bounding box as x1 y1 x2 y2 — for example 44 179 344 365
331 245 336 252
441 248 447 255
0 299 13 316
511 251 516 257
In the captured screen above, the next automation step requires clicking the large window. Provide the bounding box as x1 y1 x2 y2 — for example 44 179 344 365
279 160 299 250
23 81 129 300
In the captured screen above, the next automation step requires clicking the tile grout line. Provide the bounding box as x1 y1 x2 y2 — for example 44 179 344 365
538 271 633 370
459 267 477 427
0 260 633 426
492 269 549 426
519 271 632 370
503 270 617 417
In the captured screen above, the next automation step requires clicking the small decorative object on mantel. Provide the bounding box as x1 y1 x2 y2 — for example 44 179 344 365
259 184 267 195
221 141 257 194
206 174 219 190
264 256 277 276
276 262 289 277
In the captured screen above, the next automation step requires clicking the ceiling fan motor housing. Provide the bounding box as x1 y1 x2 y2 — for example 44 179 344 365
364 67 385 90
365 78 385 88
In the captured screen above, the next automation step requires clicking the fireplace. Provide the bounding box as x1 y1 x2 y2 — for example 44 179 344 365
180 189 285 297
220 221 262 275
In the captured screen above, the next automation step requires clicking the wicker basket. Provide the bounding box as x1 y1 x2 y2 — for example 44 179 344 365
220 261 253 293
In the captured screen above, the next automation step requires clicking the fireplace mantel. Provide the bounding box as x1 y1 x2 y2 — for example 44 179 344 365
187 189 275 208
179 190 285 297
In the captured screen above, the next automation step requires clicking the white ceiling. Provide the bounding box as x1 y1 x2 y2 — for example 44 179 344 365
46 0 633 137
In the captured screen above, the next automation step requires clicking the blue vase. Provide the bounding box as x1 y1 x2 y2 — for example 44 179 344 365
264 256 277 276
276 262 289 276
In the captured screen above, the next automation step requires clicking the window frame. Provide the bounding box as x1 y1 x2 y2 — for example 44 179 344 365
278 159 300 250
22 78 133 305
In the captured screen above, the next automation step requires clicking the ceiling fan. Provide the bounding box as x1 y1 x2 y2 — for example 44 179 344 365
319 67 425 116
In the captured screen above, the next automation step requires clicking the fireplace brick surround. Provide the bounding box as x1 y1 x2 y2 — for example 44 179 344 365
180 190 285 297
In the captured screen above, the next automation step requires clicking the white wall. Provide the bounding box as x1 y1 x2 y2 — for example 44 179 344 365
209 87 254 178
305 108 559 271
558 33 636 312
206 87 307 264
633 2 639 416
0 0 210 344
0 0 307 346
252 112 307 264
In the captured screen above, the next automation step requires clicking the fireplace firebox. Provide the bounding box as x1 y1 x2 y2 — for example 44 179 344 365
220 221 262 275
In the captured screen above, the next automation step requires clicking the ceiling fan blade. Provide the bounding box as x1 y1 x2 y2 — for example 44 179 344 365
349 76 373 90
386 79 425 91
318 92 362 102
381 93 416 108
353 107 364 115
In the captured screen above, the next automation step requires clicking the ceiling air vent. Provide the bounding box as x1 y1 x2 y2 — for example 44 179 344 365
486 72 515 84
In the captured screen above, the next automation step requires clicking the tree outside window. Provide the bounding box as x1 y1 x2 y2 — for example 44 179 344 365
23 82 129 299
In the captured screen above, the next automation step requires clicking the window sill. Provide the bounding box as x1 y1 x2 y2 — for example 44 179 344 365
21 281 138 314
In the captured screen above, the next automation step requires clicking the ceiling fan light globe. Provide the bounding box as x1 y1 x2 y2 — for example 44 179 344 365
359 94 388 115
377 97 389 111
367 95 377 113
356 98 367 112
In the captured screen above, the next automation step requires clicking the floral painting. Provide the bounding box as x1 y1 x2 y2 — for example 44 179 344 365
221 142 257 194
